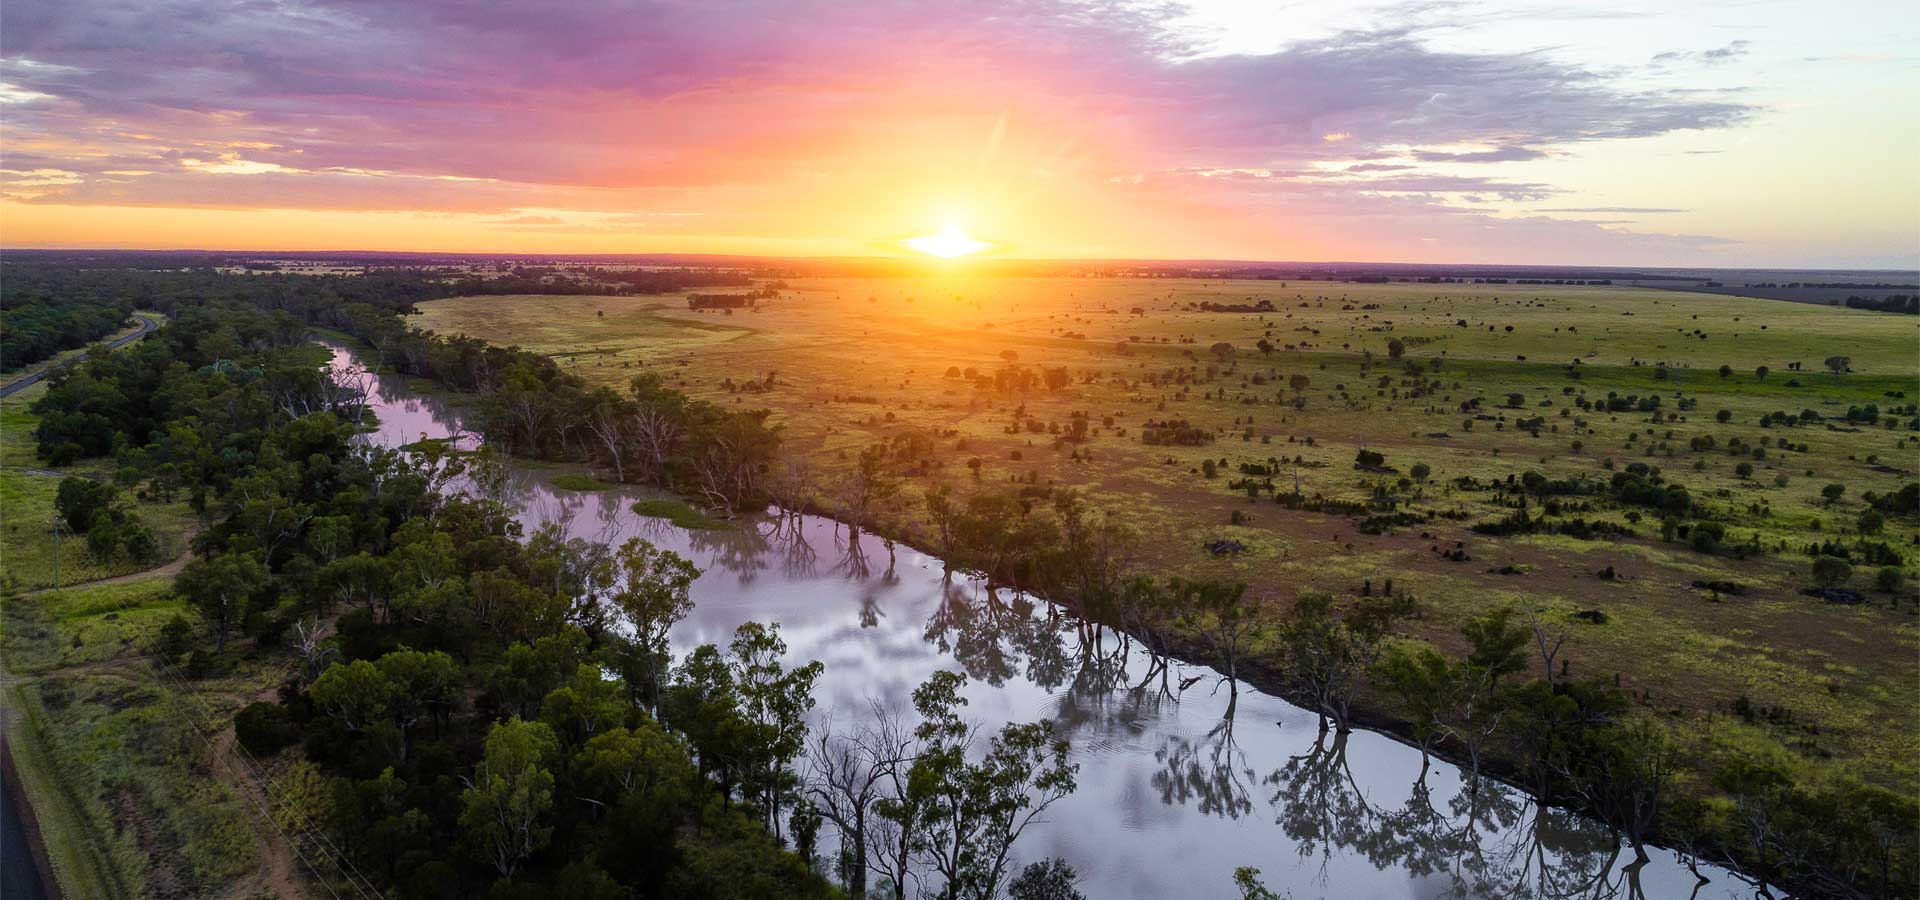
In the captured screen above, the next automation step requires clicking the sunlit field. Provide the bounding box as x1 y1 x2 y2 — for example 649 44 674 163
7 0 1918 893
415 278 1920 793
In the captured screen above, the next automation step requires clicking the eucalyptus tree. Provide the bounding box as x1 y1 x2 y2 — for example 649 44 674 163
729 622 825 839
607 536 700 713
459 717 560 877
176 549 269 652
1170 578 1271 719
1275 591 1417 733
875 671 1078 900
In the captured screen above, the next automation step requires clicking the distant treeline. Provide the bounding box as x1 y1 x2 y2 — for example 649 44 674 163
13 263 784 510
1844 294 1919 314
473 266 754 296
0 261 752 311
687 286 779 309
1749 281 1918 290
1195 299 1276 313
0 298 132 371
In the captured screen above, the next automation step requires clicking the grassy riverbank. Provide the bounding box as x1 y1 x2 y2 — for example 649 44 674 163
414 277 1918 893
412 279 1919 791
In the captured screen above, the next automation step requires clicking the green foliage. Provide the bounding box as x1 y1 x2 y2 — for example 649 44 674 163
1811 555 1854 587
55 476 116 532
155 615 194 661
234 701 296 755
459 717 560 877
1008 858 1084 900
1275 590 1418 732
174 550 268 651
1233 867 1282 900
0 296 133 371
608 537 701 711
877 670 1079 900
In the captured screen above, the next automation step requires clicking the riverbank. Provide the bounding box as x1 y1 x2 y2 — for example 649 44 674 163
779 500 1760 883
322 335 1774 898
406 282 1918 829
466 435 1781 893
328 328 1903 897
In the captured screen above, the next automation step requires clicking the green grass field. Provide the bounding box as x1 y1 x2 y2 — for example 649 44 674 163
1 576 280 899
0 468 200 593
1 321 297 900
2 338 204 593
414 276 1920 797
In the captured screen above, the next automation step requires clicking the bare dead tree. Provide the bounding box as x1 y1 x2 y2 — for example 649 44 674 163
586 399 632 483
629 403 685 483
806 702 915 898
1531 615 1568 687
765 451 816 518
288 617 338 682
866 707 921 900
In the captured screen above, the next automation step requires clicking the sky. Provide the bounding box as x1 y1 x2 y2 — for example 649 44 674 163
1 0 1915 267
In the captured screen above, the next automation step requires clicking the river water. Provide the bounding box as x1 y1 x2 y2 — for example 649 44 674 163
328 342 1756 900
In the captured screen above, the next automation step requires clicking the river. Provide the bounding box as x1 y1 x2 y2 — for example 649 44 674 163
328 341 1757 900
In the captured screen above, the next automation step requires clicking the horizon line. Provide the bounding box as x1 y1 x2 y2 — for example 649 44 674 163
3 246 1915 275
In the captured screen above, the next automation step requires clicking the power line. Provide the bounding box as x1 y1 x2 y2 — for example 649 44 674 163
138 653 388 900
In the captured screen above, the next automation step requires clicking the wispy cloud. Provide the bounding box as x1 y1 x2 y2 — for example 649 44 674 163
1411 146 1547 163
0 0 1771 261
1538 207 1687 213
1652 40 1752 67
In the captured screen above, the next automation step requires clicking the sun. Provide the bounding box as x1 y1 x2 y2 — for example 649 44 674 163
904 224 991 258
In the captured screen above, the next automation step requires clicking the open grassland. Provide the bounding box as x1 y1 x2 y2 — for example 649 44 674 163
0 575 285 900
414 277 1920 794
0 467 199 592
1 346 297 900
2 381 200 593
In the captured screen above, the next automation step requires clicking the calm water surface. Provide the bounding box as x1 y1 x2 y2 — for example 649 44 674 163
330 342 1756 900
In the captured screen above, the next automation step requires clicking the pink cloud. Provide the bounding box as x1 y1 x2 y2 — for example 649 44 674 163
0 0 1758 261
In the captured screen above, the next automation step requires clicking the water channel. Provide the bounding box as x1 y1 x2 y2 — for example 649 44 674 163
328 341 1757 900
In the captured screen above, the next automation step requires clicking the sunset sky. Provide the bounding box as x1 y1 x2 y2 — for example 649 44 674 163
2 0 1915 267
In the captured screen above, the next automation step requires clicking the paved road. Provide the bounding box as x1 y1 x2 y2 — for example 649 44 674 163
0 313 160 900
1 736 50 900
0 314 158 399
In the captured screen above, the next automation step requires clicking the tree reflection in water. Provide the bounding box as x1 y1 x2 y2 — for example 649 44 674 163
901 578 1644 899
1268 728 1378 885
685 513 770 583
923 583 1028 687
1153 718 1257 820
832 524 873 582
1244 723 1648 900
769 512 819 581
1060 622 1131 701
631 504 679 544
